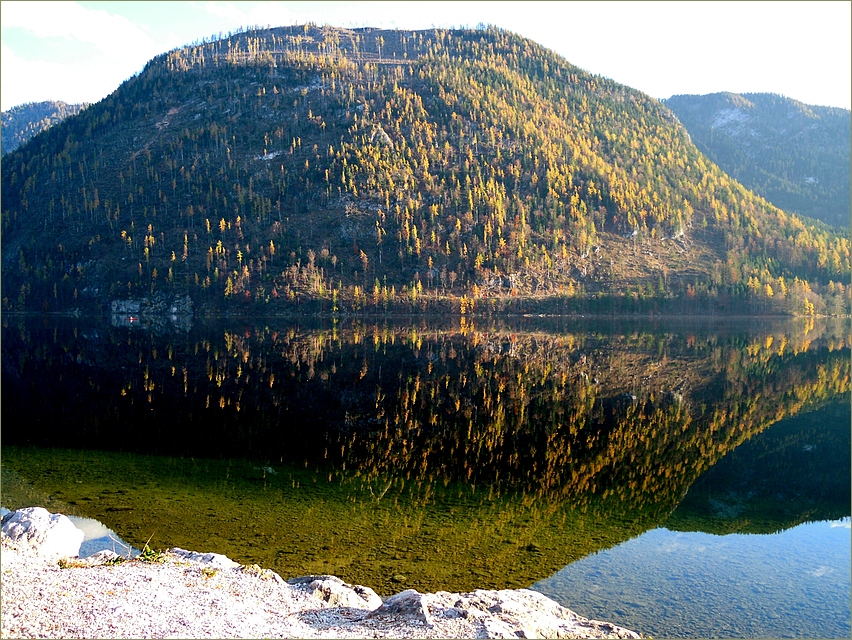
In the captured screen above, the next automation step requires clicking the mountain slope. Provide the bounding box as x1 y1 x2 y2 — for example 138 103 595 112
2 26 849 316
665 92 850 228
1 100 89 155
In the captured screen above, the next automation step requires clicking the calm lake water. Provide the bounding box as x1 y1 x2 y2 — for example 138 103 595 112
2 314 849 638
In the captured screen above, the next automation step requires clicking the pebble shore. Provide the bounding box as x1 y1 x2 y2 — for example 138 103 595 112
1 511 641 639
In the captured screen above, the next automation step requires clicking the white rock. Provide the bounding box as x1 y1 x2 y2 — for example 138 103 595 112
289 574 383 610
1 507 84 561
168 547 239 569
368 588 435 626
426 588 641 639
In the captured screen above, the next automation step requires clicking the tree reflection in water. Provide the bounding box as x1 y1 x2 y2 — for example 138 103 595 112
2 316 848 594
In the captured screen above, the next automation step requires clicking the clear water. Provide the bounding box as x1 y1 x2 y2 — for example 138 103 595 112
533 519 851 638
67 514 139 559
534 399 852 638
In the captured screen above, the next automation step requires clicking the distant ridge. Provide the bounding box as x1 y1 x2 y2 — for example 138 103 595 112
2 100 90 155
665 92 850 228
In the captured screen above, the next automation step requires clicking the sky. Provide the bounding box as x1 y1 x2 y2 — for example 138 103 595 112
1 1 850 112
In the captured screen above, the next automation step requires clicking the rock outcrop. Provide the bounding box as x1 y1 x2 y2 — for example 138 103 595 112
428 588 639 638
110 293 193 331
367 588 434 624
288 574 384 609
1 506 84 561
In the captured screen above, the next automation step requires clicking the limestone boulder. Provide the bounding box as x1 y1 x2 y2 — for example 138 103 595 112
368 588 434 626
1 507 84 561
288 574 383 610
425 588 642 639
168 547 239 569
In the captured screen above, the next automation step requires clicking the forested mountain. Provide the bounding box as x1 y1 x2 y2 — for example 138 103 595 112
665 92 850 228
2 25 849 316
1 100 89 155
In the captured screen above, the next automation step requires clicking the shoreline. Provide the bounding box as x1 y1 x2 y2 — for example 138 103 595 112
1 507 641 639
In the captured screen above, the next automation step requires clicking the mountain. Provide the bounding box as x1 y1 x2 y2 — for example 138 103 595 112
1 100 89 155
664 92 850 228
1 25 849 316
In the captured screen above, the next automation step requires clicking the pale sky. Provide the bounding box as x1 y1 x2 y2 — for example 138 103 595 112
1 1 850 112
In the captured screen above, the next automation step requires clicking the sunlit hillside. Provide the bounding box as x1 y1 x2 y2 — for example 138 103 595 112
2 25 849 315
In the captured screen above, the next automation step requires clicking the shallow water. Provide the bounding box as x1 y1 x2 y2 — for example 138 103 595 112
534 518 851 638
0 445 652 595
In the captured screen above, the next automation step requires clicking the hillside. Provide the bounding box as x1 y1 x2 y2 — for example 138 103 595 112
2 25 849 316
665 92 851 228
1 100 89 155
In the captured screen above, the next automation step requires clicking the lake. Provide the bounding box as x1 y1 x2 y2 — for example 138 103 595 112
2 314 849 637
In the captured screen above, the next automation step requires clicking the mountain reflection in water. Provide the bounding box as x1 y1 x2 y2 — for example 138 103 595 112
532 400 851 638
1 316 848 601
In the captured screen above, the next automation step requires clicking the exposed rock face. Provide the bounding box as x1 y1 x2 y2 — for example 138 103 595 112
109 294 193 331
110 293 193 316
1 507 84 561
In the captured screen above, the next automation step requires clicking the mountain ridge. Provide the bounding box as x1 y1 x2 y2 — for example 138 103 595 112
2 25 849 316
1 100 90 155
664 91 850 228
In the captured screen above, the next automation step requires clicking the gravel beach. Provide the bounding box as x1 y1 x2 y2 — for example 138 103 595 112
1 508 641 639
